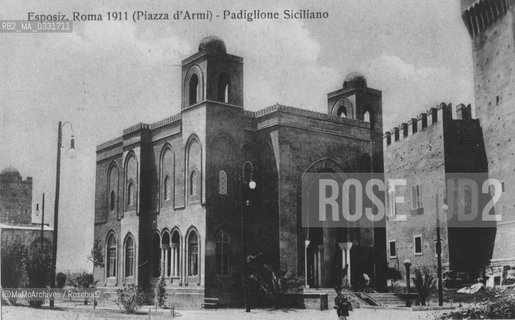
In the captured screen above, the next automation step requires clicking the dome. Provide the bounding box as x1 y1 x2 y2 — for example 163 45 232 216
198 35 227 53
343 72 367 89
1 166 20 177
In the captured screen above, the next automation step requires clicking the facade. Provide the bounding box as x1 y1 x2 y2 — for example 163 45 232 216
0 166 53 282
461 0 515 282
0 166 33 225
93 36 387 307
384 103 494 276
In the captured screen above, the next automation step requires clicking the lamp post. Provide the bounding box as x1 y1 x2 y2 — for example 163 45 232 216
403 259 412 306
435 191 447 307
50 121 75 308
241 161 256 313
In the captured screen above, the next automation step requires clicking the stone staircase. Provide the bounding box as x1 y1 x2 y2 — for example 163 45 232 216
303 288 361 310
362 292 406 307
201 297 219 309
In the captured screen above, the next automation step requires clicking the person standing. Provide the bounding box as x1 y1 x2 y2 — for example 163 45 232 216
334 286 351 320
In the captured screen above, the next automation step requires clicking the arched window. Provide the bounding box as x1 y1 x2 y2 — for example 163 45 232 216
127 182 134 206
152 233 161 277
162 232 171 277
363 111 370 122
219 170 227 195
337 106 347 118
188 231 199 276
107 234 117 278
110 190 116 211
190 170 198 196
215 231 230 275
171 230 180 277
218 73 230 103
189 74 199 105
163 176 171 201
125 235 134 277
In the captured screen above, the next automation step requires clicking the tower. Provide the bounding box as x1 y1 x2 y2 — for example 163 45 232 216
181 35 244 109
327 72 384 172
462 0 515 268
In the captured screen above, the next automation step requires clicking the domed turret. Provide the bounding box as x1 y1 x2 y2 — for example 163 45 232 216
198 35 227 53
343 72 367 89
1 166 20 177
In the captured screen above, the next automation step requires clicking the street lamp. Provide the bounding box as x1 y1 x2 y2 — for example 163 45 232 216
241 161 256 313
50 121 75 308
403 259 412 307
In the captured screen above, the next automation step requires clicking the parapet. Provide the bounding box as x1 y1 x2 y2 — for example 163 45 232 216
384 102 474 147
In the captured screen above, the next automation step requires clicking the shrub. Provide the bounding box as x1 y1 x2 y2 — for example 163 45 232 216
24 246 52 308
412 266 435 306
71 272 97 305
56 272 66 288
439 291 515 319
114 284 146 313
1 242 28 304
87 240 104 268
386 267 402 289
155 275 167 308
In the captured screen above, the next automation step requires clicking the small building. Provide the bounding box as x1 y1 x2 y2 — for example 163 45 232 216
93 36 388 308
384 103 494 277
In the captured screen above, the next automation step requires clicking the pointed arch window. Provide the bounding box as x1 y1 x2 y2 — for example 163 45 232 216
188 231 199 276
215 231 230 275
189 74 199 105
163 175 171 201
107 234 117 278
125 235 134 277
190 170 198 196
110 190 116 211
337 106 347 118
219 170 227 195
127 182 134 206
218 73 231 103
171 230 180 277
363 111 370 122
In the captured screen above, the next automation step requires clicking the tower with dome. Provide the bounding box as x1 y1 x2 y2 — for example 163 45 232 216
0 166 33 225
93 35 386 307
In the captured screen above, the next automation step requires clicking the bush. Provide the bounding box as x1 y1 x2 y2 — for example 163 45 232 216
386 267 402 289
24 247 52 307
1 242 28 304
56 272 66 288
71 272 97 305
412 266 435 306
439 291 515 319
114 285 146 313
155 276 167 308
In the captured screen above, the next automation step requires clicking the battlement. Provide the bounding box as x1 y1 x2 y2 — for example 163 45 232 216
384 102 474 147
461 0 513 37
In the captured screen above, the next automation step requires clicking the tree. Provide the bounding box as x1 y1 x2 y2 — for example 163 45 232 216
386 267 403 289
24 246 52 307
1 242 28 304
412 266 436 306
56 272 67 288
87 240 104 268
70 272 97 305
155 275 168 308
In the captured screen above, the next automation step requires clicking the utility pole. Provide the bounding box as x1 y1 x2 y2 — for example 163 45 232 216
436 193 443 306
40 193 45 251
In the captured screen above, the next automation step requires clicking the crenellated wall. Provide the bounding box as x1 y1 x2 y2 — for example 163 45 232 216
461 0 513 37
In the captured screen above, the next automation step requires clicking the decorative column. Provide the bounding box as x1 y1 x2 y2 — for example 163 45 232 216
161 247 165 277
339 242 353 287
304 240 310 288
317 245 324 286
164 246 169 277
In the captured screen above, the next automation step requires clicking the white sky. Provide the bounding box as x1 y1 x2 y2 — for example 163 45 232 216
0 0 474 272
